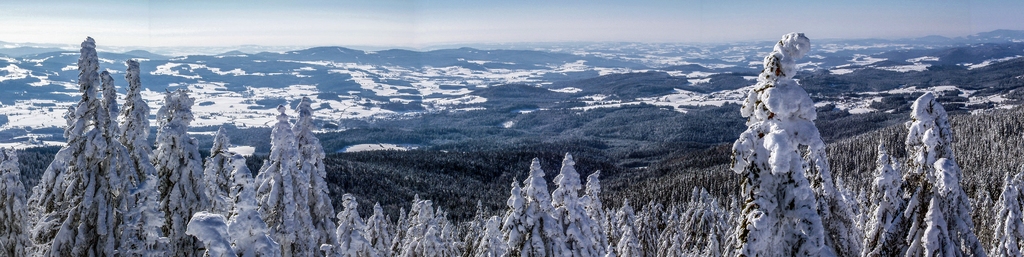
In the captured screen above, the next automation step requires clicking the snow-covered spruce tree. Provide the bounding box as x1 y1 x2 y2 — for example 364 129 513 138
332 194 376 257
294 97 339 256
975 186 996 253
396 197 457 256
665 188 728 256
256 105 303 256
390 207 408 255
990 172 1024 257
0 149 31 256
27 37 130 256
636 201 664 256
900 92 986 257
722 196 741 257
502 180 530 256
434 209 460 256
463 200 487 255
364 203 392 257
730 33 838 256
206 127 236 217
521 158 568 256
118 59 167 256
580 170 608 252
613 199 640 257
227 154 282 257
862 144 904 257
154 88 210 257
186 212 237 257
864 143 905 255
550 153 600 256
655 207 684 257
474 216 507 257
603 244 616 257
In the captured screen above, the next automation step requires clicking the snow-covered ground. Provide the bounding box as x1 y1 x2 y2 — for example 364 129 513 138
341 143 419 153
2 39 1023 148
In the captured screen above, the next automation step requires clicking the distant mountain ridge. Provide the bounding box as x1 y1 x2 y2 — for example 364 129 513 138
2 31 1024 152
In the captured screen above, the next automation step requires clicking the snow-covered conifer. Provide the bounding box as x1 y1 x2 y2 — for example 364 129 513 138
434 209 460 256
206 127 236 217
604 244 616 257
390 207 408 255
730 33 835 256
521 158 568 256
27 37 127 257
294 97 339 256
636 201 664 256
186 212 237 257
474 216 507 257
674 189 728 256
227 154 282 257
256 105 303 256
991 172 1024 257
502 180 529 256
364 203 392 256
551 153 600 256
0 149 30 256
612 199 640 257
918 197 956 256
118 59 166 256
397 197 455 256
901 93 986 257
463 200 486 255
580 170 608 252
154 88 210 257
862 144 904 257
334 194 376 257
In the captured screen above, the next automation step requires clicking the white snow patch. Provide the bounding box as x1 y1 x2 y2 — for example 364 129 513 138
549 87 582 93
964 56 1022 70
342 143 418 153
228 146 256 156
907 56 940 62
877 63 930 72
688 78 711 84
850 55 887 66
829 69 855 75
0 64 30 82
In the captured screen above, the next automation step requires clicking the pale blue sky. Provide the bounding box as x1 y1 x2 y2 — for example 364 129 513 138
0 0 1021 48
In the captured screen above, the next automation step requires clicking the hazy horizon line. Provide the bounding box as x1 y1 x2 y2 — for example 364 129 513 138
3 28 1021 57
